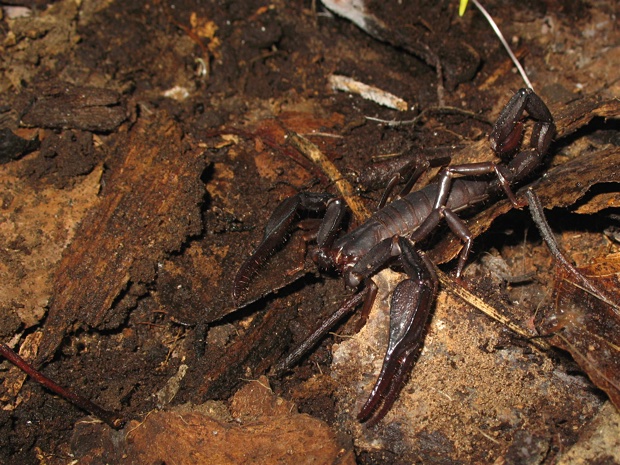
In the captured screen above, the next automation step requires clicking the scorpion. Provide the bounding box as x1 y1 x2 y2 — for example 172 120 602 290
233 88 555 425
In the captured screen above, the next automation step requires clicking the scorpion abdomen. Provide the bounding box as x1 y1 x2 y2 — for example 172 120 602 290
334 178 491 263
375 186 438 237
333 186 438 261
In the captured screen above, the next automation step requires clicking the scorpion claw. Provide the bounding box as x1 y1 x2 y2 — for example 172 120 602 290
233 192 335 304
358 240 438 425
233 195 301 303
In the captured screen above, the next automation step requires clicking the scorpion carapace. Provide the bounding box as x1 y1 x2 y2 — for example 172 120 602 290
233 88 555 425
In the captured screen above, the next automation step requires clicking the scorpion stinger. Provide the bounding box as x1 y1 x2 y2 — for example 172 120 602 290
233 88 555 425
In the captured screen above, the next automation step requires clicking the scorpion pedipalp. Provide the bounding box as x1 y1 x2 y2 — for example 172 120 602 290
357 239 438 425
233 191 334 303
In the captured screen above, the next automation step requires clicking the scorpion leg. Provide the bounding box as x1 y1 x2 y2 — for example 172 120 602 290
233 192 338 303
378 155 451 209
274 282 377 374
436 161 520 207
406 203 474 279
358 238 438 425
399 155 452 198
442 208 474 278
378 158 430 209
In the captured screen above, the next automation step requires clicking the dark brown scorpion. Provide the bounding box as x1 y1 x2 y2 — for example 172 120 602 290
233 88 556 425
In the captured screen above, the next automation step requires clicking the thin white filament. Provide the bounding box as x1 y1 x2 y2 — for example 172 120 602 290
471 0 534 90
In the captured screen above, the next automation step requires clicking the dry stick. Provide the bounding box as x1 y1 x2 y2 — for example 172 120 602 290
0 342 125 429
286 131 371 220
525 189 620 317
366 106 491 127
436 271 550 350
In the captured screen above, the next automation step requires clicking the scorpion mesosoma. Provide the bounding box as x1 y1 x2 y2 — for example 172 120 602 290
233 88 555 425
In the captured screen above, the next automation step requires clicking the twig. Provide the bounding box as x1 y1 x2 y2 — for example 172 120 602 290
0 343 125 429
286 131 371 220
329 75 409 111
525 188 620 317
365 105 491 127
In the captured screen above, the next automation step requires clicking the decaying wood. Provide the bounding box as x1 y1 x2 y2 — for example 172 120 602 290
21 82 127 132
37 114 206 364
179 300 297 404
527 190 620 409
73 376 355 465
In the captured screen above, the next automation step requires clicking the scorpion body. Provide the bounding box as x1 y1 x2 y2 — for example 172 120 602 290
334 179 488 262
234 88 555 425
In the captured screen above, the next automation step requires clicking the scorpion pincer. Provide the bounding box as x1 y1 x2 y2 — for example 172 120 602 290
233 88 556 425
